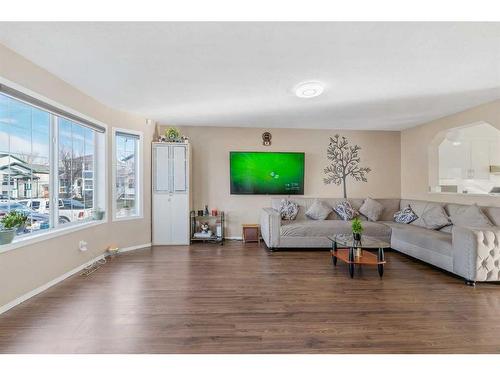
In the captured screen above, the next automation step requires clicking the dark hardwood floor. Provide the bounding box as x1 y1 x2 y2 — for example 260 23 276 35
1 241 500 353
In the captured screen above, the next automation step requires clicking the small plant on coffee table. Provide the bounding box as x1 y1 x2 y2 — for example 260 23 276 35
351 217 363 241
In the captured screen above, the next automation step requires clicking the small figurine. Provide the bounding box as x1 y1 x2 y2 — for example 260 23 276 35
200 222 210 233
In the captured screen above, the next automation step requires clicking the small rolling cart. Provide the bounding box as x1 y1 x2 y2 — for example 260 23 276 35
190 211 225 245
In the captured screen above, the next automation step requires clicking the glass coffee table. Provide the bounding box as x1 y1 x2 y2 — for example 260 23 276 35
328 234 390 278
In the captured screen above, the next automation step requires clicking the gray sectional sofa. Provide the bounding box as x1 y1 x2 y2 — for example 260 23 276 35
260 198 500 284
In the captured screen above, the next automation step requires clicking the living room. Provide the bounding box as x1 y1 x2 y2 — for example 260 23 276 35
1 1 500 372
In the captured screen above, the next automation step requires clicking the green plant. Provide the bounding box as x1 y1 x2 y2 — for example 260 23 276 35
351 217 363 234
92 208 105 220
1 210 28 230
165 127 181 142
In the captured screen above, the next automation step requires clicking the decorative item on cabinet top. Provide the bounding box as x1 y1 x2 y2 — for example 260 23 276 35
158 126 189 143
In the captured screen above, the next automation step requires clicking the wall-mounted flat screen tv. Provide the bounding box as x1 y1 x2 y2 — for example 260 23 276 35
230 152 305 195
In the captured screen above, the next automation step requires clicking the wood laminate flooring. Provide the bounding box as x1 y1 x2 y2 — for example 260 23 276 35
1 241 499 353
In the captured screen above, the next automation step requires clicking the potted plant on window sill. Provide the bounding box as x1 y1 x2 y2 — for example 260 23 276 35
92 208 105 221
0 211 28 245
351 217 363 241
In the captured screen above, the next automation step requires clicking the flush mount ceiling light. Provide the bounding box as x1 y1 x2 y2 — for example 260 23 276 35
294 81 325 99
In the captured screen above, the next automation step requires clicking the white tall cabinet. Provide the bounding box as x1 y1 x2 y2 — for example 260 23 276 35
152 142 191 245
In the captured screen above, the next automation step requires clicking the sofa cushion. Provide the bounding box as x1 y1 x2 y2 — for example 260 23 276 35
280 219 391 240
394 205 418 224
305 200 332 220
482 206 500 226
399 200 446 228
279 199 299 220
384 222 452 256
333 200 358 221
359 197 384 221
449 204 493 228
439 225 453 234
421 205 451 230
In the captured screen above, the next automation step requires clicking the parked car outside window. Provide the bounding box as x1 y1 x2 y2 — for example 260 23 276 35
17 198 92 224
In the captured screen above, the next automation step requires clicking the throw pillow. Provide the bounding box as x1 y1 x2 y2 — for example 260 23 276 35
359 197 384 222
450 204 492 228
439 225 453 234
421 205 451 230
279 199 299 220
394 205 418 224
333 200 358 221
305 200 331 220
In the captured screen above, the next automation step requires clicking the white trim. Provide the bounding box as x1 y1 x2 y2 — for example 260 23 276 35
0 242 151 315
117 243 152 253
0 219 107 254
0 252 105 315
223 237 262 241
111 127 144 221
0 75 108 131
112 215 145 222
97 127 108 219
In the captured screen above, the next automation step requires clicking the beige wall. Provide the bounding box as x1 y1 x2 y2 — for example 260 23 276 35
401 99 500 208
0 44 154 307
158 125 401 237
4 34 497 309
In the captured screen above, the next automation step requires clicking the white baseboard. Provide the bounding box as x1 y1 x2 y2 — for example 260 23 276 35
118 243 152 253
0 242 152 315
224 237 263 241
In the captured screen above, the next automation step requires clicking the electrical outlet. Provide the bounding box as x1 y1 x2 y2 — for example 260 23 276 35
79 240 88 252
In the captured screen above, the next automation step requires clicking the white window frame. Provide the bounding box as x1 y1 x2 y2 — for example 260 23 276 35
112 127 143 221
0 76 108 253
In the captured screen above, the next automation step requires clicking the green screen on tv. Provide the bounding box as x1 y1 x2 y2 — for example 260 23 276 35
230 152 305 195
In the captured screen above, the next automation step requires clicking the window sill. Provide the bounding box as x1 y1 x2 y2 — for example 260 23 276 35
112 215 144 222
0 219 108 255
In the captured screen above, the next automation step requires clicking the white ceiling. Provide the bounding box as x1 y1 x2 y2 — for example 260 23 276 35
0 22 499 130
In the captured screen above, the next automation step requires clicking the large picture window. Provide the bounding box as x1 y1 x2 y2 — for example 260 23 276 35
113 129 142 220
0 88 106 242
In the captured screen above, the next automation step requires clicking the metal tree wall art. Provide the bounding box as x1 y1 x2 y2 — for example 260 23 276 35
323 134 371 198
